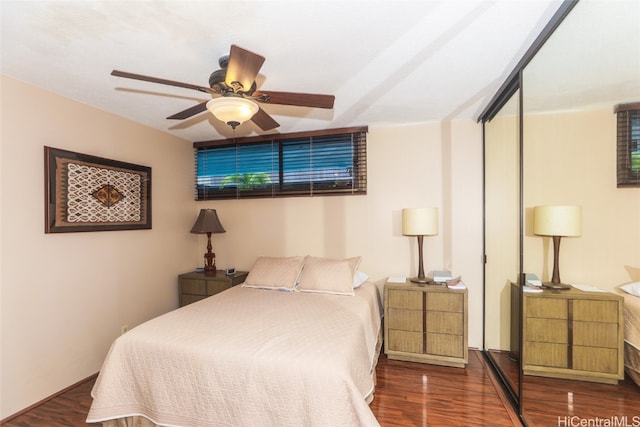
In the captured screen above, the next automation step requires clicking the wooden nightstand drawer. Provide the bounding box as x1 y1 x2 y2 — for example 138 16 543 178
525 342 567 368
525 318 567 343
387 308 422 331
527 298 567 319
181 294 207 306
573 321 618 348
207 281 231 295
181 279 206 295
426 311 463 335
573 300 618 323
387 289 422 309
426 292 463 313
574 347 618 373
388 330 423 353
427 333 463 358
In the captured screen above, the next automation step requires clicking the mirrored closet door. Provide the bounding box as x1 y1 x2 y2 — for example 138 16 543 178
484 89 522 403
521 0 640 422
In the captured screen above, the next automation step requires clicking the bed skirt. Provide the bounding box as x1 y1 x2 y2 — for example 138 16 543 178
625 341 640 387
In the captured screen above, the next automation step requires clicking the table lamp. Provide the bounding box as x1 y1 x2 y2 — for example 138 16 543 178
402 207 438 284
533 205 581 288
191 209 226 274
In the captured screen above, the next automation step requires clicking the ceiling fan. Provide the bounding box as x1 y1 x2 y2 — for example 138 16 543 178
111 45 335 131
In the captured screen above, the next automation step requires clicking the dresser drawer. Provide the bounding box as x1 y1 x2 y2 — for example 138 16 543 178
573 321 619 348
527 298 567 319
181 279 206 295
181 294 206 306
207 281 231 295
573 300 618 323
427 333 463 358
387 290 422 309
525 318 567 343
426 292 463 312
573 346 618 373
387 308 422 331
387 330 423 353
426 311 463 335
525 342 567 368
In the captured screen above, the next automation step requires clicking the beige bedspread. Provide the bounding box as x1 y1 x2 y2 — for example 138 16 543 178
87 281 382 427
618 288 640 387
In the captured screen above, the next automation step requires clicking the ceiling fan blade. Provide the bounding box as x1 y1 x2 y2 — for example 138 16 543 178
251 107 280 131
254 90 335 109
111 70 215 95
225 45 265 93
166 101 208 120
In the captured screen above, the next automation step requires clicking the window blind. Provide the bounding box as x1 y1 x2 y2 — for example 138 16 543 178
194 127 367 200
615 103 640 187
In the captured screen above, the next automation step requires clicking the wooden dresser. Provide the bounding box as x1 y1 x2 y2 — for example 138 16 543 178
178 270 248 307
384 281 468 368
518 285 624 384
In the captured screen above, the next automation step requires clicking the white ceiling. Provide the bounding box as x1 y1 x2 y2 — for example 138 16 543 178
0 0 566 142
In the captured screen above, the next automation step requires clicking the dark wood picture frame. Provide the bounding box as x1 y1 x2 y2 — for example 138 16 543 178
44 146 151 233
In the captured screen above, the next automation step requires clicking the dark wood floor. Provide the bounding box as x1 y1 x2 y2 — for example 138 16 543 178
371 350 520 426
488 350 640 427
3 349 638 426
2 350 519 427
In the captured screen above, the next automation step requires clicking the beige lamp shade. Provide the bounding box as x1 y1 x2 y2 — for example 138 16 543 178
402 207 438 236
533 205 581 237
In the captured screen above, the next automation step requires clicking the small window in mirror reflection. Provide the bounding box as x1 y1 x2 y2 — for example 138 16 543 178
616 103 640 187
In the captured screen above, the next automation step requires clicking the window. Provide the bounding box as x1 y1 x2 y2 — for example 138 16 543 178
616 103 640 187
194 126 367 200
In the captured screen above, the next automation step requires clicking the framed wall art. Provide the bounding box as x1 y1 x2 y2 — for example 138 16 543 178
44 146 151 233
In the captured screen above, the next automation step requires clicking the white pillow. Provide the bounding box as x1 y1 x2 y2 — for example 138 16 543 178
242 256 305 291
353 271 369 288
297 256 361 296
620 282 640 297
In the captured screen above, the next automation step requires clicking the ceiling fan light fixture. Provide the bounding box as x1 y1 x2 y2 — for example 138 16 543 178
206 97 259 129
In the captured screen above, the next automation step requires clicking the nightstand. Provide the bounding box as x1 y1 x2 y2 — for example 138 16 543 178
178 270 248 307
384 280 468 367
514 283 624 384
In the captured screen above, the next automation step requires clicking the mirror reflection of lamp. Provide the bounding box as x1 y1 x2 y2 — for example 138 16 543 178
533 205 582 288
402 207 439 284
190 209 226 274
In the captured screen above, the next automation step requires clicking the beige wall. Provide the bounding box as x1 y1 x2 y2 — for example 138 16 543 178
0 75 485 419
523 106 640 288
0 76 196 418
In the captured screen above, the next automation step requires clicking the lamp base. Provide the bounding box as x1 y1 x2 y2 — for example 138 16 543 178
410 277 435 285
542 282 571 290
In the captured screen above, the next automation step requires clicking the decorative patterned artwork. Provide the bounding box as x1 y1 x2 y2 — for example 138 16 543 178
45 147 151 233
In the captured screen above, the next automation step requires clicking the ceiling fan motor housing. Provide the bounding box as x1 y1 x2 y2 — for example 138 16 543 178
208 68 227 92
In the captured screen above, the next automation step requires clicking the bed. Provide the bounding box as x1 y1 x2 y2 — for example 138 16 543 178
618 282 640 388
87 256 383 427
